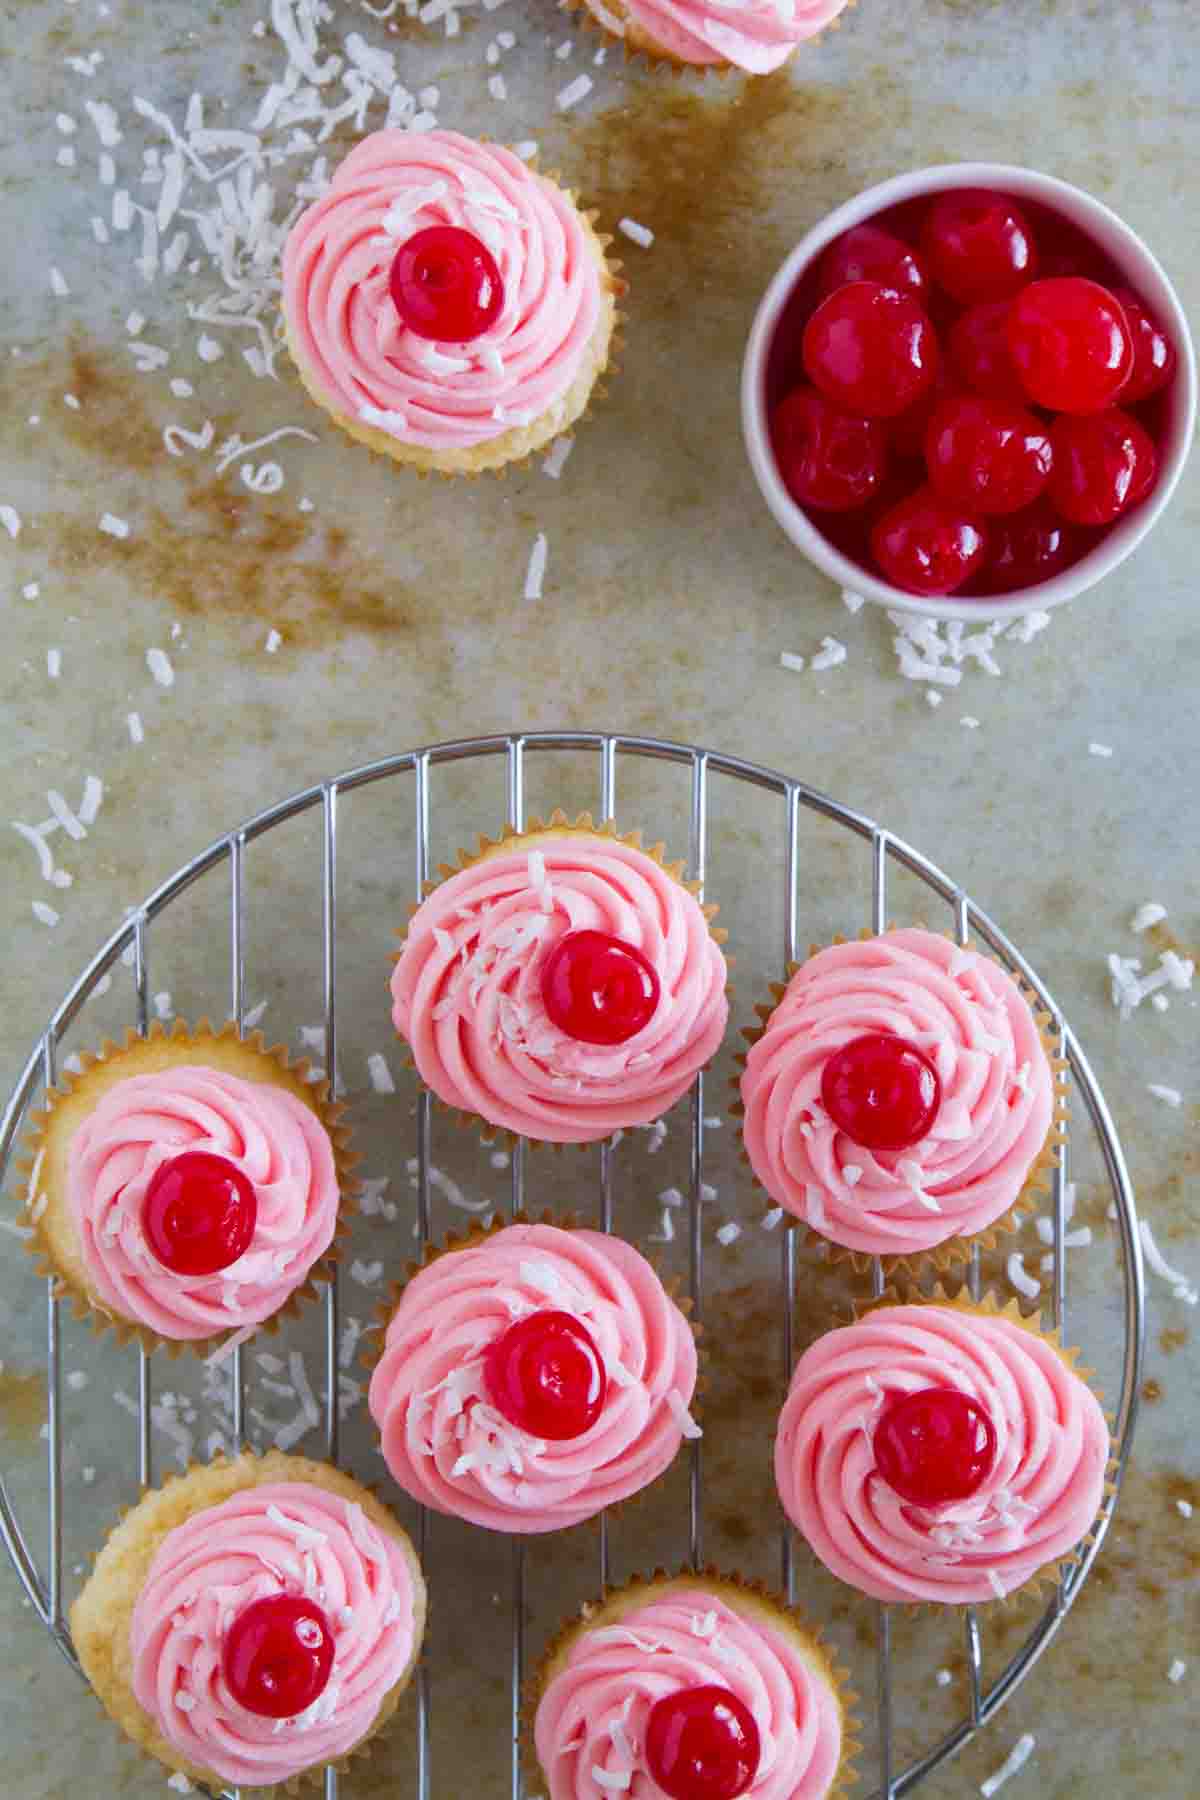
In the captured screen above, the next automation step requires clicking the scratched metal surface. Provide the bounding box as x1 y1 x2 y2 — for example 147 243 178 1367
0 2 1196 1796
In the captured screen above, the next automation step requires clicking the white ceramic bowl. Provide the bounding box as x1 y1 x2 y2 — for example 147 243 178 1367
741 162 1197 623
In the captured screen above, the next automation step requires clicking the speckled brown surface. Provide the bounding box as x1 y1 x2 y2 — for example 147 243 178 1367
0 1 1197 1795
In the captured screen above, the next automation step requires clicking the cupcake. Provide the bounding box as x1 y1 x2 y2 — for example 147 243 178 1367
23 1021 353 1352
390 812 729 1145
71 1450 426 1793
530 1570 854 1799
774 1295 1111 1605
738 928 1061 1266
282 129 620 476
368 1220 700 1533
573 0 852 75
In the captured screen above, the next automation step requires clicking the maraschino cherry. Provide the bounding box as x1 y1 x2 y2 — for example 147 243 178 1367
816 223 928 300
142 1151 257 1276
1111 287 1178 403
873 1387 998 1507
1007 278 1134 413
870 487 988 596
1048 407 1158 525
645 1685 761 1800
976 498 1078 595
485 1309 607 1440
925 394 1054 516
541 930 660 1046
771 386 888 512
820 1033 941 1152
948 301 1029 408
224 1595 334 1719
802 281 938 420
920 190 1037 305
389 225 504 343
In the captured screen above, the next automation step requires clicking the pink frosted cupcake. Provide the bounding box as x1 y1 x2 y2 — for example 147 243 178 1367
390 815 729 1145
24 1023 353 1353
282 128 619 476
738 929 1061 1266
574 0 853 74
530 1572 854 1799
775 1297 1111 1605
368 1221 700 1533
72 1452 426 1793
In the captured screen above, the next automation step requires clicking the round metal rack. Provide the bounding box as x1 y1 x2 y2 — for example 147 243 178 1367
0 731 1145 1800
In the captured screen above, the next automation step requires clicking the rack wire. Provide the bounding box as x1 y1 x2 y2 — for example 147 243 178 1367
0 731 1145 1800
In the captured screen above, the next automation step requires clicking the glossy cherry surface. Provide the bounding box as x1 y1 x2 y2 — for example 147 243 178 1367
820 1032 941 1151
771 386 888 512
388 225 504 343
1111 287 1178 404
925 394 1054 516
873 1386 998 1507
870 486 988 595
485 1309 607 1441
1007 278 1134 413
142 1151 257 1276
541 929 660 1046
644 1685 761 1800
223 1596 334 1720
817 223 928 300
920 190 1037 305
1048 407 1158 524
975 498 1078 594
802 281 938 419
948 301 1028 407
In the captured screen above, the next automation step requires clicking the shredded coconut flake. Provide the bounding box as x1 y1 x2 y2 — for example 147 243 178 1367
557 74 593 111
618 217 654 249
543 435 574 480
715 1221 741 1246
99 512 129 539
1088 742 1114 758
146 647 174 687
1130 901 1167 933
666 1388 702 1440
1006 1251 1040 1300
524 531 548 601
980 1733 1035 1797
1147 1083 1182 1107
367 1051 395 1094
1168 1657 1187 1684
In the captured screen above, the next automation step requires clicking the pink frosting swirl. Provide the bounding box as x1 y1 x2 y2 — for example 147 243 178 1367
282 129 603 451
587 0 849 74
534 1585 844 1800
775 1304 1110 1604
368 1224 699 1532
391 835 728 1143
130 1481 419 1787
740 929 1054 1257
68 1069 340 1340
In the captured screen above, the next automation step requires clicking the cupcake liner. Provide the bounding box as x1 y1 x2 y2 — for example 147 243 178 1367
71 1448 425 1798
391 809 729 1152
286 177 624 478
362 1212 704 1536
564 0 857 76
732 928 1069 1281
522 1565 860 1800
820 1283 1120 1615
18 1019 360 1360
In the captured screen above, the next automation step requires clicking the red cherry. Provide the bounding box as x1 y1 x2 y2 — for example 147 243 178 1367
1111 287 1178 404
802 281 938 420
541 929 660 1046
771 386 888 512
388 226 503 343
1048 407 1158 525
975 498 1079 595
925 394 1053 517
142 1152 257 1276
223 1595 334 1720
484 1309 607 1441
645 1686 761 1800
820 1032 941 1152
948 302 1028 407
920 190 1038 305
1007 278 1134 413
873 1386 998 1508
816 224 928 301
870 486 988 595
888 364 949 463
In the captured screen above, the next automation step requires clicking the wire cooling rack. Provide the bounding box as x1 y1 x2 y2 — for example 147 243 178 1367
0 731 1146 1800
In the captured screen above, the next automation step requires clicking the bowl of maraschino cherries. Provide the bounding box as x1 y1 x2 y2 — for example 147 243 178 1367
743 163 1195 620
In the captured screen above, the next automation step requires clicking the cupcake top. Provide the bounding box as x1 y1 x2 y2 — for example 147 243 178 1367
282 129 604 452
130 1479 421 1787
391 829 728 1143
588 0 848 74
740 929 1055 1257
775 1301 1111 1605
534 1579 845 1800
368 1223 700 1532
66 1067 340 1340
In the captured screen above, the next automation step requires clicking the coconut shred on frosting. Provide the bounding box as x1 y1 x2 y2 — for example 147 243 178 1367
584 0 850 74
282 130 603 451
